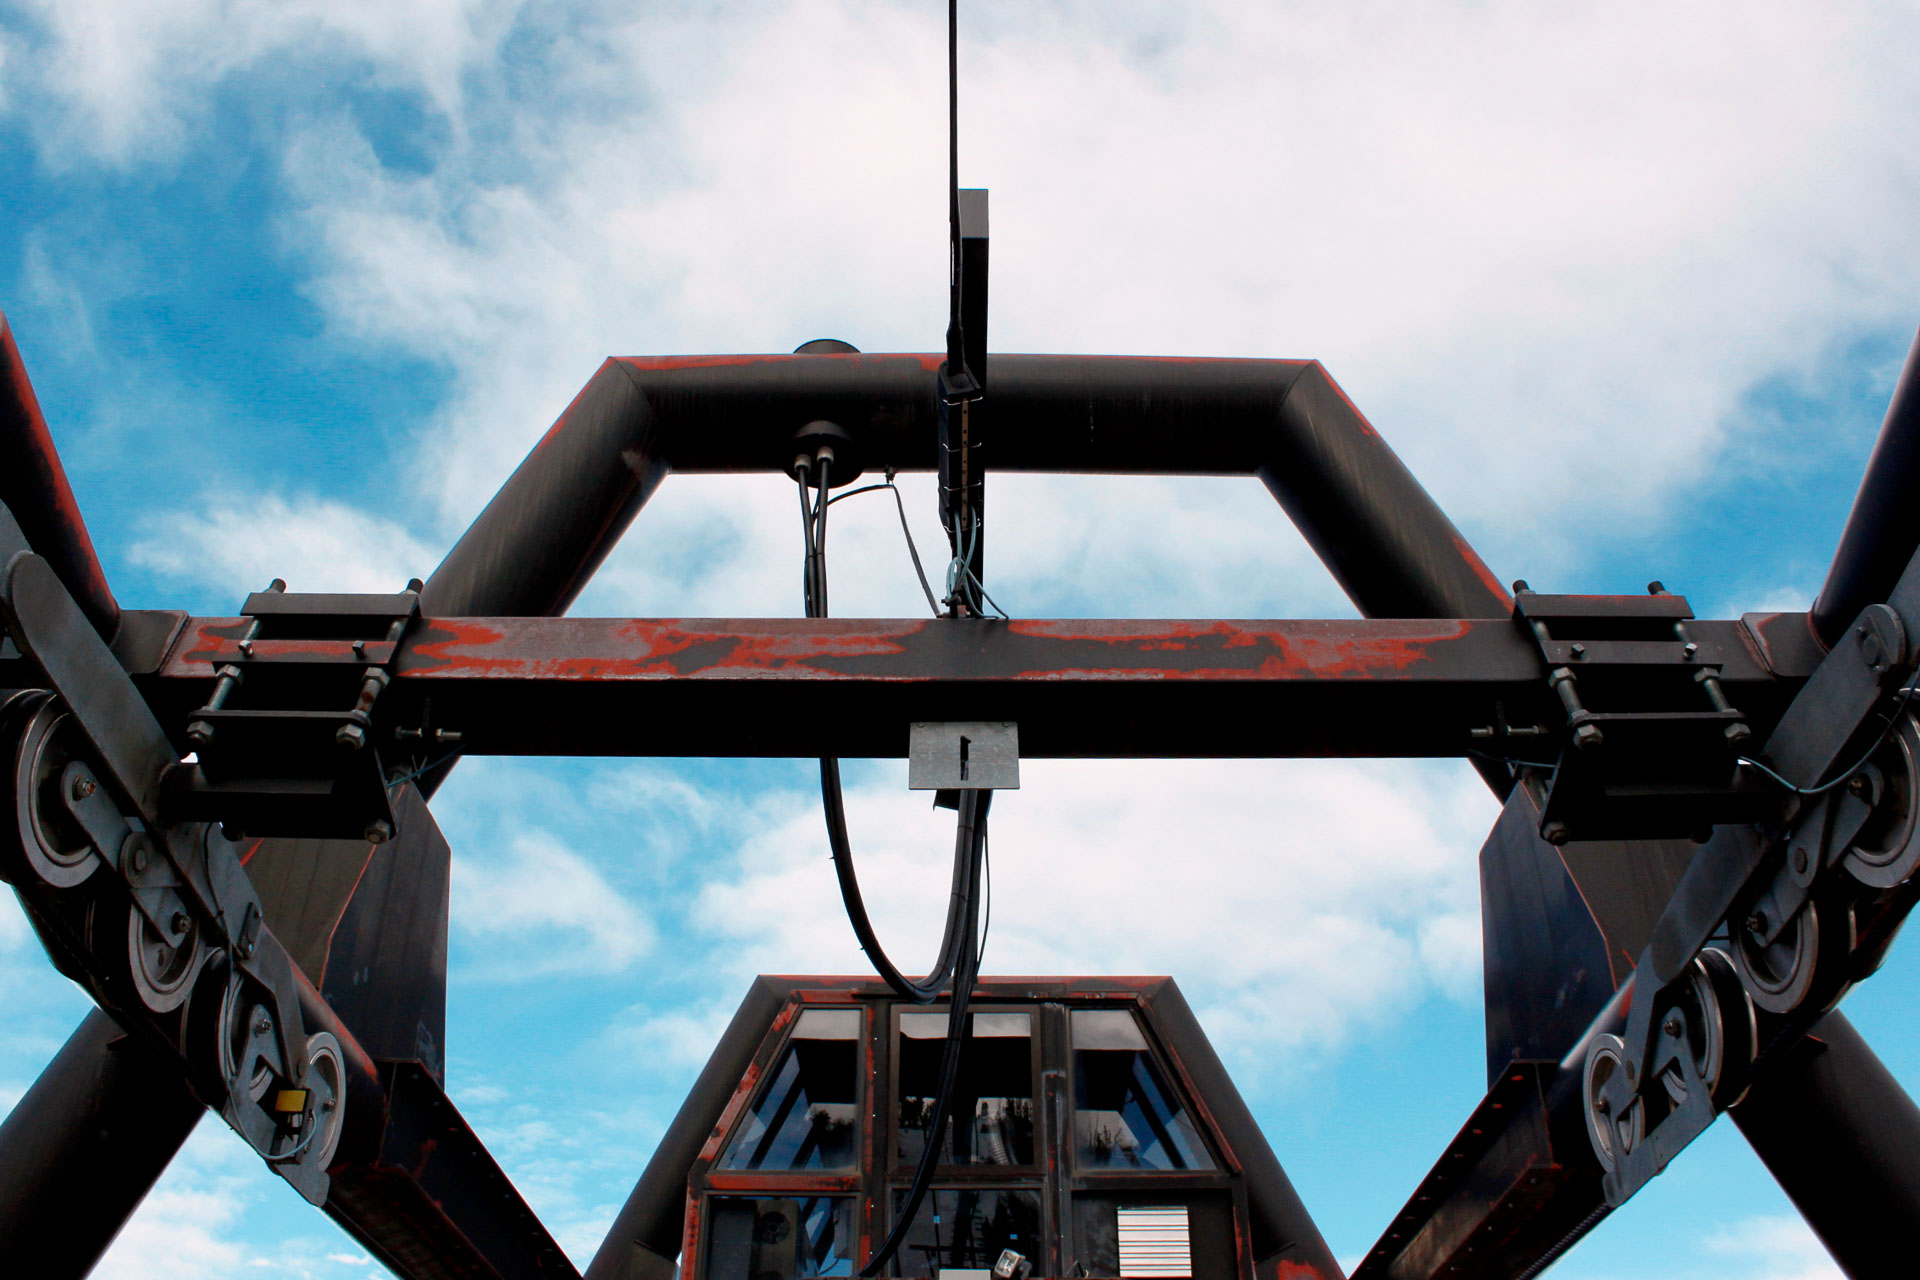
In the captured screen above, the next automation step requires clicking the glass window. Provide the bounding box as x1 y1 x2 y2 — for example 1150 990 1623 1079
722 1008 861 1171
1071 1010 1214 1172
888 1188 1042 1278
897 1010 1034 1167
705 1196 856 1279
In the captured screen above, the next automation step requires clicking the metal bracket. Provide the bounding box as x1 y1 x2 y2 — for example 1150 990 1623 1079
173 584 423 842
1512 586 1756 843
908 720 1019 805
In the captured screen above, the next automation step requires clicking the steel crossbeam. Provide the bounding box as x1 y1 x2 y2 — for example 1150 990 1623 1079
0 611 1814 762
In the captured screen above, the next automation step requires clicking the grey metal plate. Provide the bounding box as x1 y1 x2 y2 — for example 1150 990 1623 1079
907 720 1019 790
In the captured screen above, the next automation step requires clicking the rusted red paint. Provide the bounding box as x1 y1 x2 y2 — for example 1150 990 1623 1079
1304 360 1381 442
171 618 257 667
1453 532 1512 610
620 352 949 374
695 1001 798 1165
404 616 925 681
1274 1261 1326 1280
1007 617 1469 680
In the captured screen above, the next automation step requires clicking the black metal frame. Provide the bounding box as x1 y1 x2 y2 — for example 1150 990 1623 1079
4 298 1920 1279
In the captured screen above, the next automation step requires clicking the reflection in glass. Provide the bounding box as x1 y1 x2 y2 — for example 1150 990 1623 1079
897 1011 1034 1166
705 1196 855 1279
888 1188 1043 1277
722 1008 861 1171
1071 1010 1214 1171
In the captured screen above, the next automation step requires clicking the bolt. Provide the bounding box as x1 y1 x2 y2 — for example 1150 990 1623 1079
1648 581 1666 595
267 578 287 593
336 723 368 751
1664 1015 1683 1038
252 1013 272 1036
69 775 96 802
1595 1096 1611 1116
322 1097 337 1112
171 911 191 936
129 839 152 874
364 820 392 846
1748 912 1768 936
1542 821 1572 846
1849 775 1870 798
186 720 215 749
1724 722 1752 745
1682 642 1698 659
1570 643 1587 660
1512 580 1532 594
351 639 367 658
237 639 253 657
1573 722 1605 751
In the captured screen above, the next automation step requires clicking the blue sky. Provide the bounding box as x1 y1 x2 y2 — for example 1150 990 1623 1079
3 2 1920 1277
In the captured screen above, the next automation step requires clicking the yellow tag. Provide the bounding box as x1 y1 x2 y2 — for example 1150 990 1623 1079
271 1088 310 1115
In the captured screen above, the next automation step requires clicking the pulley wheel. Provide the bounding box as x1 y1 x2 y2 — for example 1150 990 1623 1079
218 977 277 1103
1659 949 1754 1108
127 900 202 1013
1732 896 1854 1015
13 702 99 889
287 1031 347 1172
1582 1033 1642 1173
1843 715 1920 890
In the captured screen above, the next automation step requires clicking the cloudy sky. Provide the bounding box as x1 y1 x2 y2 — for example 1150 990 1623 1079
4 2 1920 1277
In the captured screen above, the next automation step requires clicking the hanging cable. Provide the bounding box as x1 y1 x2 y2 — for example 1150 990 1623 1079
796 453 995 1274
797 464 983 1001
857 789 989 1278
827 469 942 616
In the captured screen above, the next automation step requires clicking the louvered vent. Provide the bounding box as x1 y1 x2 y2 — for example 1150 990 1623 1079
1116 1204 1191 1278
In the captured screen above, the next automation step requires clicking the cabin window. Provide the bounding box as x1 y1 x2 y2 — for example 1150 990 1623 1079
705 1196 855 1279
896 1010 1035 1166
886 1188 1043 1277
721 1008 861 1171
1070 1010 1214 1171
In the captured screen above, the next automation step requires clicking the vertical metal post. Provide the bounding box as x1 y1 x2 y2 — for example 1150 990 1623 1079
1730 1010 1920 1276
0 1010 204 1278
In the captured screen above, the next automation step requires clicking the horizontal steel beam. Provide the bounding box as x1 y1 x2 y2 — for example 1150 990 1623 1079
58 611 1812 760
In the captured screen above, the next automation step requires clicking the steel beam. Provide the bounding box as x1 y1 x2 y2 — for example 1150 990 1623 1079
1731 1010 1920 1278
1811 324 1920 646
111 613 1805 762
469 353 1500 617
0 312 118 639
0 1010 204 1279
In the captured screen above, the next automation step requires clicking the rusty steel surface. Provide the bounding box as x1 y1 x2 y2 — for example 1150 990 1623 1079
92 612 1809 761
0 311 119 639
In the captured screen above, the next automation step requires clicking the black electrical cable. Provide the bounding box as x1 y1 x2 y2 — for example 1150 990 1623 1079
797 466 979 1001
859 788 989 1278
827 471 942 616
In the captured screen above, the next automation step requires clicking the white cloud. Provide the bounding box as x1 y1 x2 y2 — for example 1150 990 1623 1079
1703 1214 1844 1280
154 0 1908 636
695 758 1495 1073
10 0 521 165
93 1123 376 1280
129 490 441 597
451 830 656 977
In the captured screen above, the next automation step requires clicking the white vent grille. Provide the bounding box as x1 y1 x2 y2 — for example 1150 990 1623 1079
1116 1205 1191 1278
